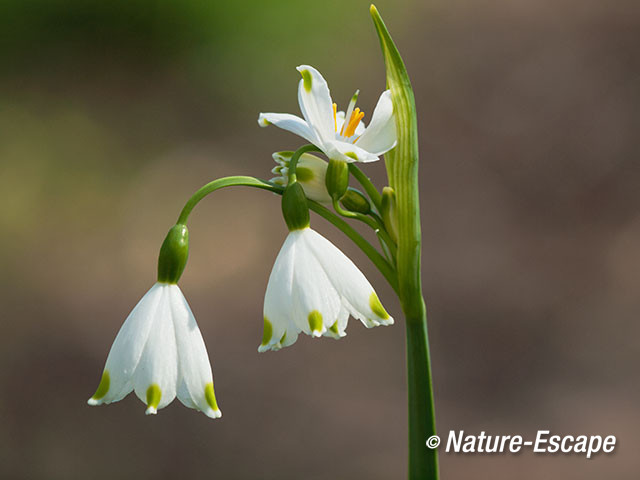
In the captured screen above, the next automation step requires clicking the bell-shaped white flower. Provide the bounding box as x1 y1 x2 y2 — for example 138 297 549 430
88 282 222 419
258 65 396 163
259 227 393 352
270 151 331 203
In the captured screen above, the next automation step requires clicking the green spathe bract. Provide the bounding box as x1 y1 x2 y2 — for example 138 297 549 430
157 224 189 284
371 5 439 479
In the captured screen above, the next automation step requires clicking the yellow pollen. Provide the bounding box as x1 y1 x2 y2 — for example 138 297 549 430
332 103 337 132
343 108 364 138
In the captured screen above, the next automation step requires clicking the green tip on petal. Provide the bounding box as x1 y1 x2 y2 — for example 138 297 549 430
329 320 340 335
145 384 162 415
308 310 323 336
301 69 313 92
369 292 390 320
204 382 220 413
261 317 273 346
88 370 110 405
345 152 358 161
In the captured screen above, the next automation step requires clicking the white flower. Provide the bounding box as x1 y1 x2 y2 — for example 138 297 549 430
259 227 393 352
270 151 331 203
88 283 221 418
258 65 396 163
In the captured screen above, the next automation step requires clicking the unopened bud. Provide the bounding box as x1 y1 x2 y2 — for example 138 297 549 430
325 158 349 200
340 188 371 214
381 186 398 243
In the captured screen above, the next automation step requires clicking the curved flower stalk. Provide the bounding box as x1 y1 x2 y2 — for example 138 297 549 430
260 226 393 352
258 65 397 163
88 225 221 418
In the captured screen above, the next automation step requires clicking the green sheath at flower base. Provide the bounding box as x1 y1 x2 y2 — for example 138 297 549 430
281 182 310 231
340 188 371 215
371 5 439 480
157 224 189 284
325 158 349 200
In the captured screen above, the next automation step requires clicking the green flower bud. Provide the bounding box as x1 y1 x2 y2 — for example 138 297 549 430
281 182 310 231
157 224 189 284
381 186 399 244
325 158 349 200
340 188 371 214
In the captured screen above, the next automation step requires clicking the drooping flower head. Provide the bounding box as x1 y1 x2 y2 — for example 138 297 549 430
260 227 394 352
88 225 221 418
270 151 331 203
259 181 393 352
259 65 396 163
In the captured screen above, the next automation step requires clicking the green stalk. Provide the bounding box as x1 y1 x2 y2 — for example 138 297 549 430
371 6 438 479
174 175 396 290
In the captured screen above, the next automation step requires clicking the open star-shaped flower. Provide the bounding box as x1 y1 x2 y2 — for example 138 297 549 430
259 65 396 163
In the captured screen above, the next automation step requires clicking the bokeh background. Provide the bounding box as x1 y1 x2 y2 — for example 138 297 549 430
1 0 638 478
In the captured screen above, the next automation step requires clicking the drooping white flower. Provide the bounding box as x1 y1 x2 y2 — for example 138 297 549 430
259 227 393 352
258 65 396 163
270 151 331 203
88 283 221 418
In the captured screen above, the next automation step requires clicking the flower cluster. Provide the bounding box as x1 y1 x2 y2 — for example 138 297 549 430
88 65 396 418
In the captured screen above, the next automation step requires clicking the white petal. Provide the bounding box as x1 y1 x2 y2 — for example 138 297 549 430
169 286 221 419
304 228 394 327
132 285 178 414
290 230 342 337
296 65 335 144
89 283 163 406
353 90 397 155
258 113 319 145
261 232 299 352
324 139 380 163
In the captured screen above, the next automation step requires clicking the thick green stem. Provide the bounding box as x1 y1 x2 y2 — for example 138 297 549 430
371 6 439 479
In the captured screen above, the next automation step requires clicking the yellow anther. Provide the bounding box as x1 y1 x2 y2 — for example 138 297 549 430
343 108 364 138
332 103 337 132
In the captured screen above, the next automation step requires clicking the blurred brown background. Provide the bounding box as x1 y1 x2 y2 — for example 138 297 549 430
1 0 638 478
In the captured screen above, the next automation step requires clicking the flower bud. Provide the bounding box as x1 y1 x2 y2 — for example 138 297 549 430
340 188 371 214
282 182 310 231
270 151 331 203
381 186 399 243
157 224 189 284
325 158 349 201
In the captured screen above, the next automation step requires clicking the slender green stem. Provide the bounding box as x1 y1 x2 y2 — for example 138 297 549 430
174 175 396 290
372 6 438 479
287 144 322 186
333 198 398 261
349 163 382 210
177 176 281 225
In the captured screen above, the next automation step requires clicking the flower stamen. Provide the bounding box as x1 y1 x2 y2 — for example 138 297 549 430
332 103 338 132
343 108 365 138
